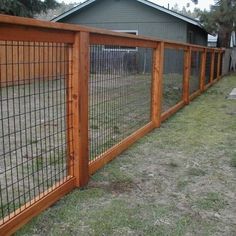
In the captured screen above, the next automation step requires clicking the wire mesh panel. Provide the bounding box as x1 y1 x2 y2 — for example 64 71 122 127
214 52 219 80
89 45 152 161
189 51 201 95
162 48 184 112
205 51 211 85
0 41 72 223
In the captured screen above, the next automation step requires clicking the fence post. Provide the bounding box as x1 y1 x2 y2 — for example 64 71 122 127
217 51 221 80
183 47 191 105
152 41 164 128
200 48 207 92
210 50 215 83
70 32 90 187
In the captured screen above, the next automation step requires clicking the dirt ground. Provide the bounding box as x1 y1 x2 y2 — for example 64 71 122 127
15 75 236 236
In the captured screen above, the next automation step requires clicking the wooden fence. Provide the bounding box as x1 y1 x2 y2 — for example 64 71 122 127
0 14 224 235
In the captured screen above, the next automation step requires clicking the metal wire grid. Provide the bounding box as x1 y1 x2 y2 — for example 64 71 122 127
189 51 201 95
89 45 152 161
162 48 184 112
214 52 219 80
0 41 72 223
205 51 212 85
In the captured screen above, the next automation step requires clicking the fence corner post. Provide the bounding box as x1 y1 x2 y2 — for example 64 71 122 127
70 31 90 187
200 48 207 92
183 46 191 105
152 41 164 128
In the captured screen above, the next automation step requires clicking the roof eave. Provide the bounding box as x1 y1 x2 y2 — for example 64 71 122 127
51 0 206 33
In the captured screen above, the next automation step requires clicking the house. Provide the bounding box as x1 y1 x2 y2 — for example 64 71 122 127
208 32 236 48
52 0 208 46
52 0 207 75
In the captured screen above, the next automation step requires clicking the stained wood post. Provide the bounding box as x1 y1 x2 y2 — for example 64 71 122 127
200 49 207 92
70 32 90 187
67 47 74 176
210 50 215 83
183 47 191 105
152 41 164 128
217 51 221 80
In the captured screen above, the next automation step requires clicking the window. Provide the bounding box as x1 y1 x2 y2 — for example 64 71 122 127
188 31 194 44
103 30 138 52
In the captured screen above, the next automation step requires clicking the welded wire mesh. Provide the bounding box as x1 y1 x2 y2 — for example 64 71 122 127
0 41 72 223
189 51 201 95
162 48 184 112
214 52 219 80
89 45 152 161
205 51 212 85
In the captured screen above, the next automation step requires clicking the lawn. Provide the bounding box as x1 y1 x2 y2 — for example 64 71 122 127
15 75 236 236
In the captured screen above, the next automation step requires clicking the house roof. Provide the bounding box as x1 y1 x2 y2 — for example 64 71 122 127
51 0 204 30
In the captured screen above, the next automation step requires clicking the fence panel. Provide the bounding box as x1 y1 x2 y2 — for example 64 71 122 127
189 50 202 96
89 44 153 162
162 47 184 113
0 40 74 229
205 51 212 87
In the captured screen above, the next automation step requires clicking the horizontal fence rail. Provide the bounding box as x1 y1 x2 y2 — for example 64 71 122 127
0 14 224 235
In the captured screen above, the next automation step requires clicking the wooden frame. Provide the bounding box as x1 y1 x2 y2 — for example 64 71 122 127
152 42 164 127
217 51 222 80
210 50 215 83
89 122 155 175
183 47 191 105
76 32 90 187
0 14 225 235
200 49 207 92
161 101 185 122
0 24 74 43
0 177 75 236
90 33 157 48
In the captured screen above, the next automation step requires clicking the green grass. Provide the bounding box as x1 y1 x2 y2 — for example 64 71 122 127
15 75 236 235
230 154 236 167
194 192 227 211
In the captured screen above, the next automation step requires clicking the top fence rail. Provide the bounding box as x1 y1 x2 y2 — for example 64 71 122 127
0 14 222 51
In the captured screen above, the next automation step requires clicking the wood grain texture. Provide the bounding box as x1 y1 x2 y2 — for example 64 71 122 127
210 51 215 83
70 32 90 187
90 33 156 48
183 47 191 105
0 24 74 43
190 90 201 101
152 42 164 127
77 32 90 187
200 49 207 92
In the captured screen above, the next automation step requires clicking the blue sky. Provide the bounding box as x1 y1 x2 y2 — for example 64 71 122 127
58 0 215 11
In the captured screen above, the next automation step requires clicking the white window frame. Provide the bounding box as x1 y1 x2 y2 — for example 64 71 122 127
103 30 139 52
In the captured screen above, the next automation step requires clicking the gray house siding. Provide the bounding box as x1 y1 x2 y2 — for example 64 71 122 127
58 0 207 75
59 0 188 43
187 24 207 46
